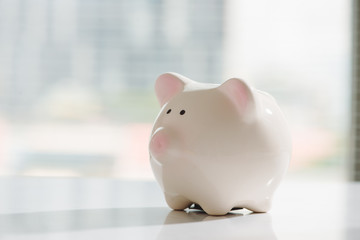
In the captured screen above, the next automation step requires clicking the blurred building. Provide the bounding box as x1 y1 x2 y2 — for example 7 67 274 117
0 0 224 120
0 0 350 179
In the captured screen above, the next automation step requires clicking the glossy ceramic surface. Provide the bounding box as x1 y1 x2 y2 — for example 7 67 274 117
149 73 291 215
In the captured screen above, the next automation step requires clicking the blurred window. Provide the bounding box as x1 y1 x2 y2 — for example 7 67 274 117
0 0 351 180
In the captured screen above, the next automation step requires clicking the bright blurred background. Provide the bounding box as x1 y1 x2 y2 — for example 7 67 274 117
0 0 351 180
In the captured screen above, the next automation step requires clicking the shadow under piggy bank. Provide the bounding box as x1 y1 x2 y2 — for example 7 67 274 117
0 207 277 239
157 209 277 240
0 207 171 235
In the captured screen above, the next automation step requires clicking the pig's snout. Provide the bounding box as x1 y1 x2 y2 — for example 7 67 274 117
150 129 168 158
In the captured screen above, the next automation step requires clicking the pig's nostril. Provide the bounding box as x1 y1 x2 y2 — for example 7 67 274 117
154 138 164 149
150 132 168 156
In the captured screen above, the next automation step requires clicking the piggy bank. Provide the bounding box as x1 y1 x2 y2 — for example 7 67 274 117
149 72 291 215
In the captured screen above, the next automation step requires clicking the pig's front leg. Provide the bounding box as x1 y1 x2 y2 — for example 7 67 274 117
200 203 233 216
164 192 192 210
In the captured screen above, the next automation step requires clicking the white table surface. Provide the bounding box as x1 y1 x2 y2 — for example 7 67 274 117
0 177 358 240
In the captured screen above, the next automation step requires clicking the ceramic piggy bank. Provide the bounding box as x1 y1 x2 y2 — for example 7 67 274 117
149 72 291 215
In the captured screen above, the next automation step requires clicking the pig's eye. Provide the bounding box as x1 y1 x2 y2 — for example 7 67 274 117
166 109 172 114
180 110 186 115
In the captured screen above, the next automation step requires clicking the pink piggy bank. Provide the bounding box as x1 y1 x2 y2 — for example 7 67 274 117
149 73 291 215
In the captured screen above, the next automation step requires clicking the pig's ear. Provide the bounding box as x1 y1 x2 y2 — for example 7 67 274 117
218 78 256 121
155 72 190 106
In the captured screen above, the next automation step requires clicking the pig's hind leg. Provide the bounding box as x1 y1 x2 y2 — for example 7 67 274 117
245 198 272 213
